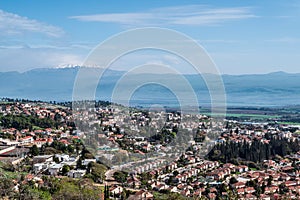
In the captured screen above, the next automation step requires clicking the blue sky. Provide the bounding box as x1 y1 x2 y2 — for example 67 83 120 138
0 0 299 74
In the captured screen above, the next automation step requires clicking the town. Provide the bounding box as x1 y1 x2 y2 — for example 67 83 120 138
1 99 300 200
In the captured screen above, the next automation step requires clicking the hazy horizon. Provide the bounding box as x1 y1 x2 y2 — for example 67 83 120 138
0 65 298 76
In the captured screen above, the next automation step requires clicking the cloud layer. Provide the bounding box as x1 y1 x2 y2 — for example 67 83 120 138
0 9 64 37
70 5 256 26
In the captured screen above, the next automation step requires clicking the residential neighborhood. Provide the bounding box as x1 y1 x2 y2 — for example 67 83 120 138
1 100 300 199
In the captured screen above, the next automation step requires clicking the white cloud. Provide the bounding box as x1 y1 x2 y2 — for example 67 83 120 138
0 43 93 51
0 9 64 37
70 5 256 26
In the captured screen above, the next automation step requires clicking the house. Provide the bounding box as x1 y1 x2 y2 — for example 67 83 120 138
55 154 70 162
109 185 123 196
265 186 278 194
59 139 69 145
260 194 271 200
61 156 78 167
237 188 245 195
82 159 96 166
233 182 246 189
128 190 153 200
235 165 249 173
154 183 168 191
245 187 255 194
168 162 177 171
23 174 44 187
180 189 190 197
207 193 216 200
33 163 48 174
60 132 69 138
282 166 294 173
206 174 215 181
19 136 34 145
285 181 297 187
67 169 86 178
187 156 195 164
127 177 141 189
194 188 202 197
48 163 63 176
168 186 178 193
176 174 184 181
223 163 235 169
210 187 217 193
47 137 53 145
33 138 48 147
280 173 291 181
243 194 257 200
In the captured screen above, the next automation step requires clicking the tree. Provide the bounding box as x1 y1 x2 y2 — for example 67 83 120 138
246 179 257 187
43 147 60 155
83 153 94 159
88 162 107 183
261 182 266 194
62 165 70 175
267 175 273 186
18 186 52 200
207 137 300 163
173 170 179 176
104 184 110 200
67 145 74 154
29 145 40 156
0 177 14 198
254 184 262 197
279 183 289 194
229 177 238 184
113 171 128 185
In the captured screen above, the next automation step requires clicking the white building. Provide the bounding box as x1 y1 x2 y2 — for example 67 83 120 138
33 163 49 174
67 170 86 178
82 159 96 166
55 154 70 162
48 163 63 176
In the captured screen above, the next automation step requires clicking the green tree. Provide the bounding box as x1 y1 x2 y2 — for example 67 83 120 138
113 171 128 185
0 177 14 198
104 184 110 200
67 145 75 154
88 162 107 183
230 177 238 184
267 175 273 186
173 170 179 176
29 144 40 156
62 165 70 175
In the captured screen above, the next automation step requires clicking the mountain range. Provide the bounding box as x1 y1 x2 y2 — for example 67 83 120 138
1 67 300 107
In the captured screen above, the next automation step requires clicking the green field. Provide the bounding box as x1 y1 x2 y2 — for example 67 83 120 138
226 113 279 119
278 122 300 125
201 112 279 119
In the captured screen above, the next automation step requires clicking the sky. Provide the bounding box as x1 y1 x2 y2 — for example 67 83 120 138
0 0 299 74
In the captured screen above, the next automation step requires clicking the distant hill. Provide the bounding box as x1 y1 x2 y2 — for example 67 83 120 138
1 67 300 107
